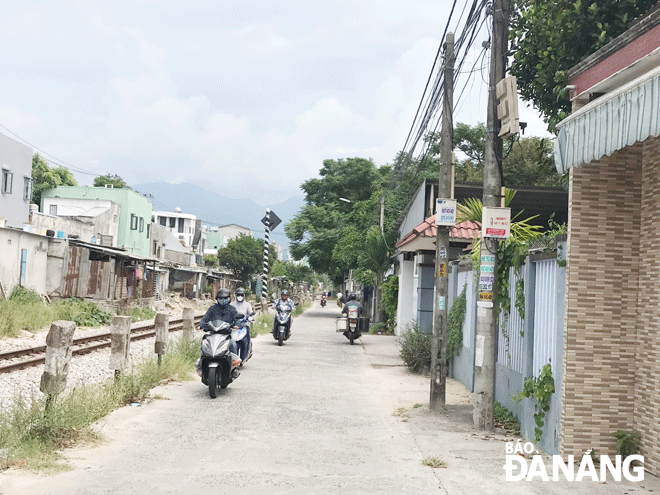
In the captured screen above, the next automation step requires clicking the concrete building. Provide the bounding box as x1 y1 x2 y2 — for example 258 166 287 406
554 4 660 474
41 186 153 257
0 132 33 229
205 229 226 254
215 224 253 241
33 199 120 246
152 208 196 248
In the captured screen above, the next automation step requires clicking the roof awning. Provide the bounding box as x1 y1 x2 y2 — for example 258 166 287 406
395 215 480 254
554 64 660 174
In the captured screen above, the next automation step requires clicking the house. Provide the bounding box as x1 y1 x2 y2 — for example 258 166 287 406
30 199 120 246
393 179 568 336
215 224 253 241
41 186 153 257
0 132 33 229
205 229 226 255
553 4 660 474
152 208 196 248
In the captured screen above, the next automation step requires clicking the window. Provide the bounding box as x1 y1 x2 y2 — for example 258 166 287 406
2 169 13 194
169 217 176 228
146 224 151 238
130 214 138 230
49 204 58 216
139 217 144 232
23 177 32 201
159 216 166 226
178 218 184 233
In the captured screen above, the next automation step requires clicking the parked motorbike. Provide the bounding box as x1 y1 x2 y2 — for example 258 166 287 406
272 304 293 346
345 306 361 345
196 316 243 398
235 311 255 365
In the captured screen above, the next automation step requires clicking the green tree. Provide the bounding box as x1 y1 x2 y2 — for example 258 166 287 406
216 234 276 286
272 260 317 285
31 153 77 207
510 0 656 131
203 254 218 267
93 174 130 189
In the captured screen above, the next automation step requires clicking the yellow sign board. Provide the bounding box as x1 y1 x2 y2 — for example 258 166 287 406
438 263 446 277
479 292 493 301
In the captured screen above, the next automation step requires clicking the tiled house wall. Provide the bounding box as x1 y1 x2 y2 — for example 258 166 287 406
636 135 660 472
562 143 642 461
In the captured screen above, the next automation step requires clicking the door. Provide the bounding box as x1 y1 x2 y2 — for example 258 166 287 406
20 249 27 285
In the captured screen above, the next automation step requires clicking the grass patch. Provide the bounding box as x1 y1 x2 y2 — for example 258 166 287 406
369 322 394 335
0 335 198 472
252 312 274 337
120 306 157 323
422 456 447 468
494 401 521 435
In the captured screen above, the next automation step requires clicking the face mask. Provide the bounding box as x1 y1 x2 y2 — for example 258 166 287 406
236 296 244 302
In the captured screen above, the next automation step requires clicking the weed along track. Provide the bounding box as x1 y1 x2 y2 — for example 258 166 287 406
0 314 203 374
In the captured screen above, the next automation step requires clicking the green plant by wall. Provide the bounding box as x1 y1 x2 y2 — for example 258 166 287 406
612 430 641 459
398 325 434 374
512 363 555 443
381 275 399 330
446 284 467 358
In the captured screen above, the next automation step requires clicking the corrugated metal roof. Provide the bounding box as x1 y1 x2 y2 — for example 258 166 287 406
554 63 660 173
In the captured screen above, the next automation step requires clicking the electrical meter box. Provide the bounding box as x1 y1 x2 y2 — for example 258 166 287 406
482 207 511 239
435 199 457 226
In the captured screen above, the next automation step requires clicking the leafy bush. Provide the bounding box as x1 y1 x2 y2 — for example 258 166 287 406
381 275 399 330
121 306 156 322
494 402 521 435
398 325 436 374
612 430 641 459
9 286 44 305
53 298 112 327
447 285 467 358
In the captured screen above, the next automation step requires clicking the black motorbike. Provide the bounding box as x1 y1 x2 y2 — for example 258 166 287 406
320 297 327 308
197 316 243 398
273 304 293 346
345 306 361 345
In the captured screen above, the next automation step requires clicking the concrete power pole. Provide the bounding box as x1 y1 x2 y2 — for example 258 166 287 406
430 32 454 409
473 0 510 429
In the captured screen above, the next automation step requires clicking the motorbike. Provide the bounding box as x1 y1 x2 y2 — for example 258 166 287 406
272 304 293 346
196 316 243 398
320 297 327 308
235 311 255 365
345 306 361 345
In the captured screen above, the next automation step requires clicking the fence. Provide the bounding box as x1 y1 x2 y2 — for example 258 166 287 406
447 241 566 454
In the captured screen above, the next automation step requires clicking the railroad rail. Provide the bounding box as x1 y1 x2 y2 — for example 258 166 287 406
0 313 203 374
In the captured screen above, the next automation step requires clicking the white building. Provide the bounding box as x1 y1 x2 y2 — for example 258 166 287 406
152 208 196 248
215 224 253 241
39 197 121 245
0 132 33 229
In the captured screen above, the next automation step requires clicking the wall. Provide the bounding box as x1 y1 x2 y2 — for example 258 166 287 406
395 254 415 336
448 263 477 392
0 228 49 295
217 225 253 240
0 132 33 228
562 145 641 461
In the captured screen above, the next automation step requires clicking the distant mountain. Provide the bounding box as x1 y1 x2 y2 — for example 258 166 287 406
132 182 305 255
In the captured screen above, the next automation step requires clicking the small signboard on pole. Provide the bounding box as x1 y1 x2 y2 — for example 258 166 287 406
435 199 457 226
481 207 511 239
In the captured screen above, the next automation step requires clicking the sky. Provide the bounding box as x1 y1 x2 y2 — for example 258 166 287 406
0 0 551 205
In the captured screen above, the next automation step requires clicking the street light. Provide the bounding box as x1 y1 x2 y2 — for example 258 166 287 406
339 197 351 203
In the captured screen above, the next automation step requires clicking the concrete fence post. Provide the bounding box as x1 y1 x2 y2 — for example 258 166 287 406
154 312 169 367
40 320 76 409
109 316 132 379
182 307 194 341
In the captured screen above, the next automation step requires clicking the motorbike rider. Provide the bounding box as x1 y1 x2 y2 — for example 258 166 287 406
341 293 363 338
231 287 254 363
197 288 240 363
273 289 296 336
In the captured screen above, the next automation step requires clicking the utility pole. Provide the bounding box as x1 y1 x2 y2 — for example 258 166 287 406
473 0 510 429
430 32 454 409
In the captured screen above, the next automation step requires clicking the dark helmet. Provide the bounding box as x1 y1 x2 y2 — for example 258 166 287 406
348 293 357 301
235 287 246 299
216 288 231 307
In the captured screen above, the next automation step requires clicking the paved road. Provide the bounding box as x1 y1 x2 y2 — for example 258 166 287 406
2 301 441 495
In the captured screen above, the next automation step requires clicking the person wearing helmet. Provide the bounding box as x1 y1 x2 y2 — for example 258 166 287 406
231 287 254 363
196 288 240 369
341 293 363 338
273 289 296 336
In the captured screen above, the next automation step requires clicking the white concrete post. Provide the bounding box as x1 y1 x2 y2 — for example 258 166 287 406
154 312 169 367
40 320 76 403
109 316 132 377
182 307 195 341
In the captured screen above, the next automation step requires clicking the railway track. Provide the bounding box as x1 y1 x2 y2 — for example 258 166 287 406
0 313 203 374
